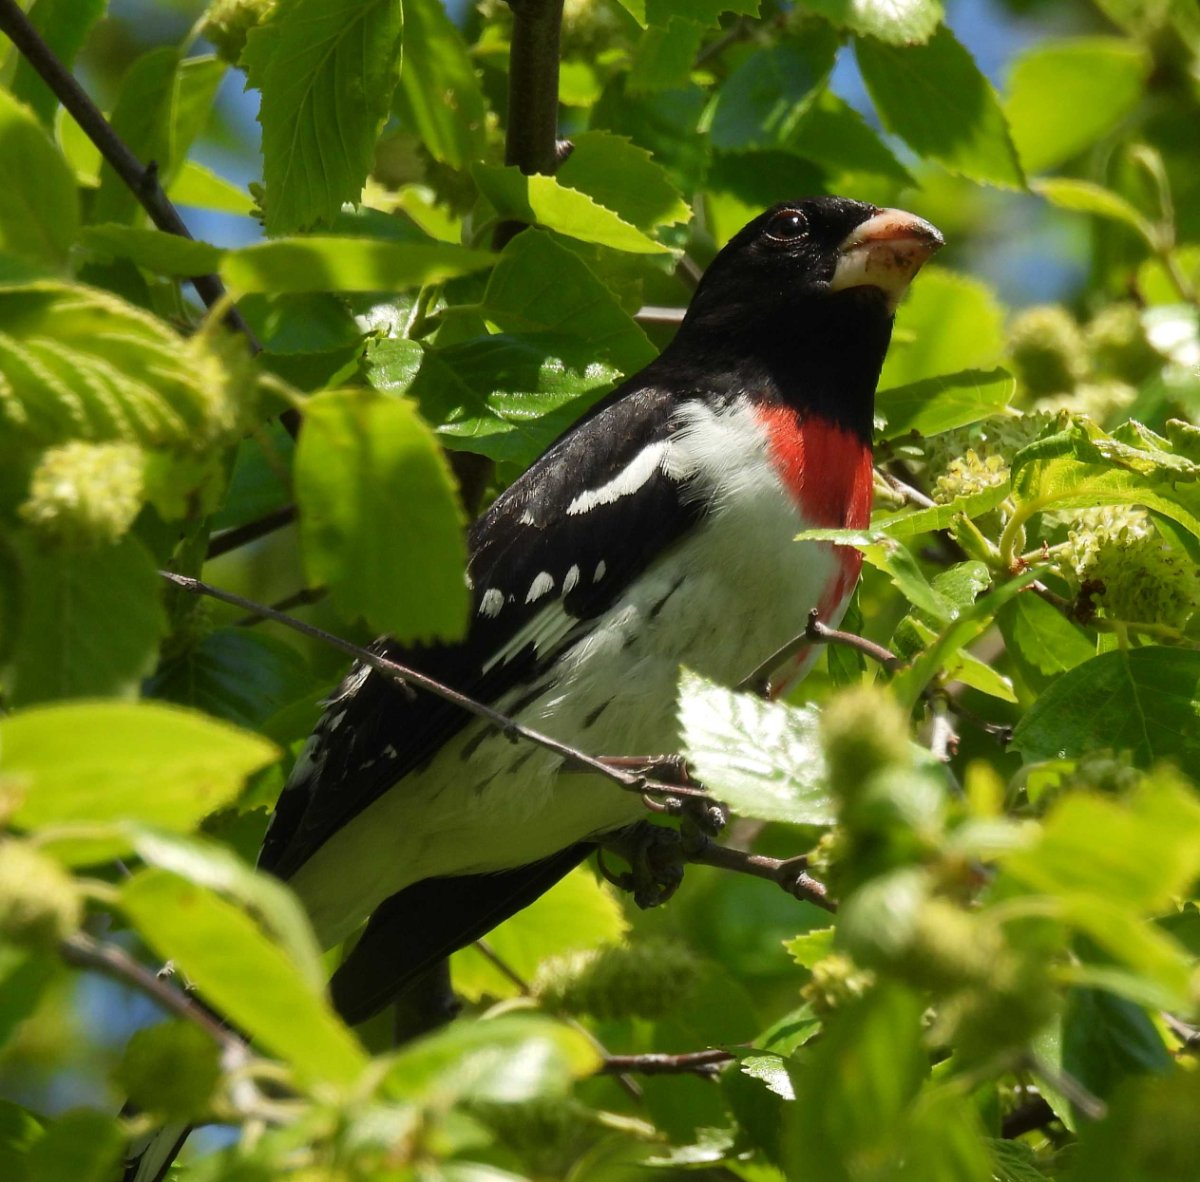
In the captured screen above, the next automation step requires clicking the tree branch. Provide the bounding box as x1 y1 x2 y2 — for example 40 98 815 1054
601 1049 733 1077
60 933 242 1057
684 841 836 912
0 0 259 352
503 0 565 176
158 570 708 806
207 505 298 559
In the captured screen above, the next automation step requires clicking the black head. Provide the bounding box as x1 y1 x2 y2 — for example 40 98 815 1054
660 196 943 439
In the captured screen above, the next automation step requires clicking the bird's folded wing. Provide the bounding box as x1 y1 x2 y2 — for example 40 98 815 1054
258 382 702 883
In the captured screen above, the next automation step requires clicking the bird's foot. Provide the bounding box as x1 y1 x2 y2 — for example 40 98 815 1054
598 821 686 909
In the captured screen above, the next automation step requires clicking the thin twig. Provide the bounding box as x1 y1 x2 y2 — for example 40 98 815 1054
738 609 901 695
0 0 258 350
600 1049 733 1077
685 842 836 913
207 505 298 559
635 305 687 326
158 571 706 805
60 933 241 1056
235 586 327 628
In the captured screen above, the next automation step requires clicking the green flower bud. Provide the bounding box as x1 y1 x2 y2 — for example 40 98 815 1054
19 442 144 547
0 841 82 949
1057 507 1200 628
1061 749 1142 797
1039 379 1137 423
203 0 276 64
820 685 912 800
924 412 1063 505
1007 305 1088 396
938 952 1057 1063
1086 302 1163 384
800 953 874 1016
531 938 701 1020
467 1095 594 1175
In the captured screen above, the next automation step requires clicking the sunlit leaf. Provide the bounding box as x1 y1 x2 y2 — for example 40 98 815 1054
797 0 943 44
244 0 404 233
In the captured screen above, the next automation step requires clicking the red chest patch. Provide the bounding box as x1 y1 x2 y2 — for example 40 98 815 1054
754 404 874 531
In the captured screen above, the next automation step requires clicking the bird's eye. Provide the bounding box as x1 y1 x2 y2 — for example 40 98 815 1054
766 210 807 242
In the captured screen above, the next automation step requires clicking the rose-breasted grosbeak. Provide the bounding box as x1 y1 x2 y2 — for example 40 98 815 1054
126 196 940 1181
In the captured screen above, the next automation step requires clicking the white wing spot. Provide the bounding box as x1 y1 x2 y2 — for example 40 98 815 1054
594 559 606 582
519 509 537 526
326 710 347 732
563 564 580 594
526 571 555 604
566 441 669 515
480 588 504 618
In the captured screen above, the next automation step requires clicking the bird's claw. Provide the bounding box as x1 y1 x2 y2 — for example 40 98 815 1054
599 821 686 909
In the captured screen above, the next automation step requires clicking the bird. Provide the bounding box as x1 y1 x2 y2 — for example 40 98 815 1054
126 196 940 1181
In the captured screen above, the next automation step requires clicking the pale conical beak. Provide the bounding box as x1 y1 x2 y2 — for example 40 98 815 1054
830 208 944 311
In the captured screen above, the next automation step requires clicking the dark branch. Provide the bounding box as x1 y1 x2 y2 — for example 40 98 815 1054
600 1049 733 1077
235 585 327 628
207 505 298 559
60 934 241 1055
503 0 565 176
685 841 836 912
158 571 707 805
1001 1096 1057 1140
0 0 259 351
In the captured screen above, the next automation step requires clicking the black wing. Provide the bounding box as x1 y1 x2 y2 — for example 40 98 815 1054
328 842 593 1024
259 380 702 881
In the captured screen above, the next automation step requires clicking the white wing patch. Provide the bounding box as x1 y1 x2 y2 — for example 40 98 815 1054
563 564 580 594
526 571 555 604
566 440 670 515
479 588 505 618
482 600 577 674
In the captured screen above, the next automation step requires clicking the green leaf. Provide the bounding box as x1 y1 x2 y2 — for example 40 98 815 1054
384 1013 601 1105
1010 424 1200 543
787 90 914 185
169 161 254 215
678 669 836 826
294 388 468 641
0 281 248 449
393 0 486 168
1062 988 1171 1109
124 827 325 991
452 867 628 1002
998 592 1094 690
8 536 166 706
0 1098 42 1179
856 25 1024 188
1032 178 1157 245
367 333 620 467
115 1021 222 1121
5 700 277 844
146 628 313 730
482 230 655 373
25 1110 123 1182
879 267 1006 390
621 0 761 28
782 987 929 1181
878 368 1014 439
221 236 495 294
91 47 179 225
783 926 836 969
556 131 691 232
1005 38 1149 174
1010 648 1200 776
709 34 839 153
121 869 368 1087
11 0 105 125
874 483 1010 540
474 165 670 254
244 0 404 233
797 0 942 43
628 18 706 93
80 225 224 277
1068 1071 1200 1182
0 90 80 269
